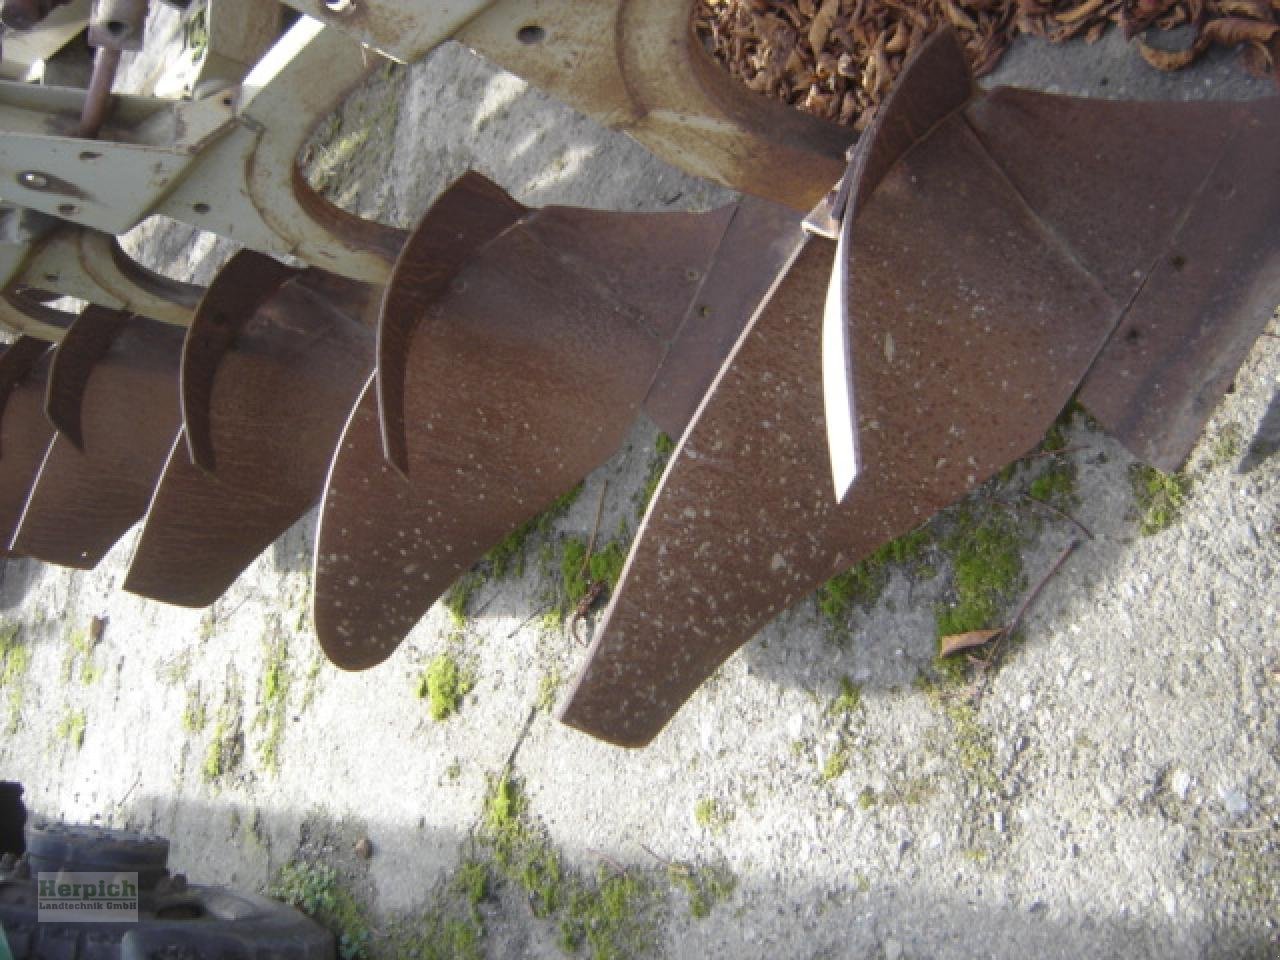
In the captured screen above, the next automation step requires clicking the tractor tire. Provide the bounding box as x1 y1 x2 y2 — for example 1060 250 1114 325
24 821 169 890
0 878 334 960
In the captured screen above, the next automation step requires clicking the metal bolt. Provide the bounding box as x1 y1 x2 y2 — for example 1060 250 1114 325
18 171 49 189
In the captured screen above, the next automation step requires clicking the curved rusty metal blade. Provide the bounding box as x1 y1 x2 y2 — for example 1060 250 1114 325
641 194 807 440
123 260 377 607
11 312 184 569
43 305 130 450
314 199 733 671
180 253 301 473
0 287 77 344
377 172 527 476
816 28 974 501
964 91 1280 470
560 114 1123 747
0 337 55 555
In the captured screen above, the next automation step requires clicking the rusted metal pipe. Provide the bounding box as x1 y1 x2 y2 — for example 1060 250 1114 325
77 45 121 139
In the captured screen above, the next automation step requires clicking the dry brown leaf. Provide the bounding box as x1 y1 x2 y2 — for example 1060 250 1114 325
1057 0 1108 20
1202 16 1280 44
1138 34 1206 67
1213 0 1271 17
809 0 842 51
942 0 982 29
938 628 1004 658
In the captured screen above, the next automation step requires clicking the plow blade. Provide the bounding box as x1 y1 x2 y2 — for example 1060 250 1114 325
122 253 377 607
559 35 1280 746
0 336 55 555
315 176 739 670
10 309 184 568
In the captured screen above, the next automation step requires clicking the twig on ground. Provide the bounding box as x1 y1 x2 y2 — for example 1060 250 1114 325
974 539 1081 702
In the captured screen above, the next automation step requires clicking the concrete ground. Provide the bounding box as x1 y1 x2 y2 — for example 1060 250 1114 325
1 9 1277 959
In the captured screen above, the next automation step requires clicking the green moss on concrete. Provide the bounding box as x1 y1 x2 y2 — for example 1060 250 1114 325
817 528 933 629
271 861 372 960
636 433 676 518
417 653 475 722
56 709 86 749
0 624 30 733
934 511 1025 639
1130 464 1194 536
1028 461 1077 509
256 634 290 772
828 676 862 718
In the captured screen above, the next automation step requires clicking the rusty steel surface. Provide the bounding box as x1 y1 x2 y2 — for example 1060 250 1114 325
314 187 734 671
1069 99 1280 471
43 303 128 448
816 29 974 499
458 0 849 213
178 252 301 472
641 194 806 440
0 337 54 555
11 310 183 569
123 257 376 607
377 172 526 475
548 35 1278 744
559 113 1129 747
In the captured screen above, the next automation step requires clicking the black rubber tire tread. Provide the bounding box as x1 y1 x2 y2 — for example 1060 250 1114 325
0 881 334 960
25 822 169 890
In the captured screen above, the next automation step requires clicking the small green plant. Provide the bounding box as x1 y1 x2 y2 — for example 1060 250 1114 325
560 539 628 613
0 624 28 734
817 528 932 629
934 510 1025 639
857 786 876 810
819 745 850 784
637 433 675 517
454 859 490 912
828 676 862 718
1130 464 1193 536
1028 461 1077 509
559 869 653 958
271 862 371 960
693 797 732 831
0 624 29 688
57 709 86 749
256 635 290 771
203 707 243 783
536 668 563 713
670 862 736 920
444 572 484 625
417 653 475 721
182 689 207 733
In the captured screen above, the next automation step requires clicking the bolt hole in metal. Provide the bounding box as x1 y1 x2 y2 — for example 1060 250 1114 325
57 203 79 216
79 151 102 162
17 171 49 190
105 19 127 37
517 24 546 44
193 202 211 215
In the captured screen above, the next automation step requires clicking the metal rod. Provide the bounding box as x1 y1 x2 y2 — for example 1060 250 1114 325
77 45 122 139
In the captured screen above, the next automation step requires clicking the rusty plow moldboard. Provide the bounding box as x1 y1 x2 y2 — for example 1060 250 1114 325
0 27 1273 753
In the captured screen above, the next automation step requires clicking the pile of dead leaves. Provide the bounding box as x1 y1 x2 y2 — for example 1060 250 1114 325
694 0 1279 129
